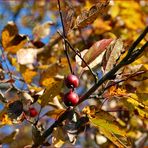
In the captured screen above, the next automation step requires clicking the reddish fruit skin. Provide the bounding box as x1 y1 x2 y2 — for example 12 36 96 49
63 90 79 106
65 74 79 88
29 107 38 117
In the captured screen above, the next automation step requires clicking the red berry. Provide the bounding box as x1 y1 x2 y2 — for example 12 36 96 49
63 90 79 106
65 74 79 88
29 107 38 117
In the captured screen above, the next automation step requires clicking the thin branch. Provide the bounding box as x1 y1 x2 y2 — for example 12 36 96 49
57 31 98 82
103 70 146 92
32 25 148 148
57 0 73 74
125 41 148 65
78 26 148 104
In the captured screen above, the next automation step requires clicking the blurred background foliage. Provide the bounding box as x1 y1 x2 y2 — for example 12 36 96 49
0 0 147 148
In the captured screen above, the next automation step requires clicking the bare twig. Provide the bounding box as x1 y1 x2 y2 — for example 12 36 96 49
57 0 73 74
57 31 98 82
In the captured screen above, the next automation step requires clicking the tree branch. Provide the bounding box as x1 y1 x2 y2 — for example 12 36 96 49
32 24 148 148
78 26 148 104
57 0 73 74
57 30 98 82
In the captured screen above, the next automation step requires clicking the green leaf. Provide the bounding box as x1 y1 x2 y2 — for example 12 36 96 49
125 94 148 119
100 128 129 148
90 110 127 136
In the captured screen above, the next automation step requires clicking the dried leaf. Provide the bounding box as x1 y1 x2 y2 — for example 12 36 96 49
75 39 113 70
63 8 74 35
1 22 27 53
33 21 52 41
74 1 109 29
102 39 124 74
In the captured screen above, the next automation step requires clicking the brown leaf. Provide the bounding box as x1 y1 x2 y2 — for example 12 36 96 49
63 8 74 35
33 21 52 41
1 22 27 53
74 1 109 29
102 39 124 74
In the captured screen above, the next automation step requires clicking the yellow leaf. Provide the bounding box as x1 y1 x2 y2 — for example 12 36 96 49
40 77 55 87
40 57 70 87
40 80 63 107
110 1 145 30
46 109 66 120
1 22 27 53
52 127 65 147
109 86 126 97
0 114 12 126
100 128 129 148
93 18 111 34
126 94 148 119
22 69 37 84
90 110 127 136
110 3 119 18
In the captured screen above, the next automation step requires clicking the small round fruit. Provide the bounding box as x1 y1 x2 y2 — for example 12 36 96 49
63 90 79 106
65 74 79 88
29 107 38 117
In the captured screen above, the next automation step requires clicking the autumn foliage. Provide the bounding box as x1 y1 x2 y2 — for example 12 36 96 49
0 0 147 148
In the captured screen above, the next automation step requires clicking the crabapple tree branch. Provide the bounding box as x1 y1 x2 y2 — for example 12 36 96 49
32 21 148 148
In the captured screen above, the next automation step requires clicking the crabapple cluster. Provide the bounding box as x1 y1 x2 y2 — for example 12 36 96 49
63 74 80 106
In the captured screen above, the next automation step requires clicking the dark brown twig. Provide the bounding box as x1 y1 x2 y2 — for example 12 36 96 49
57 0 73 74
57 31 98 82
